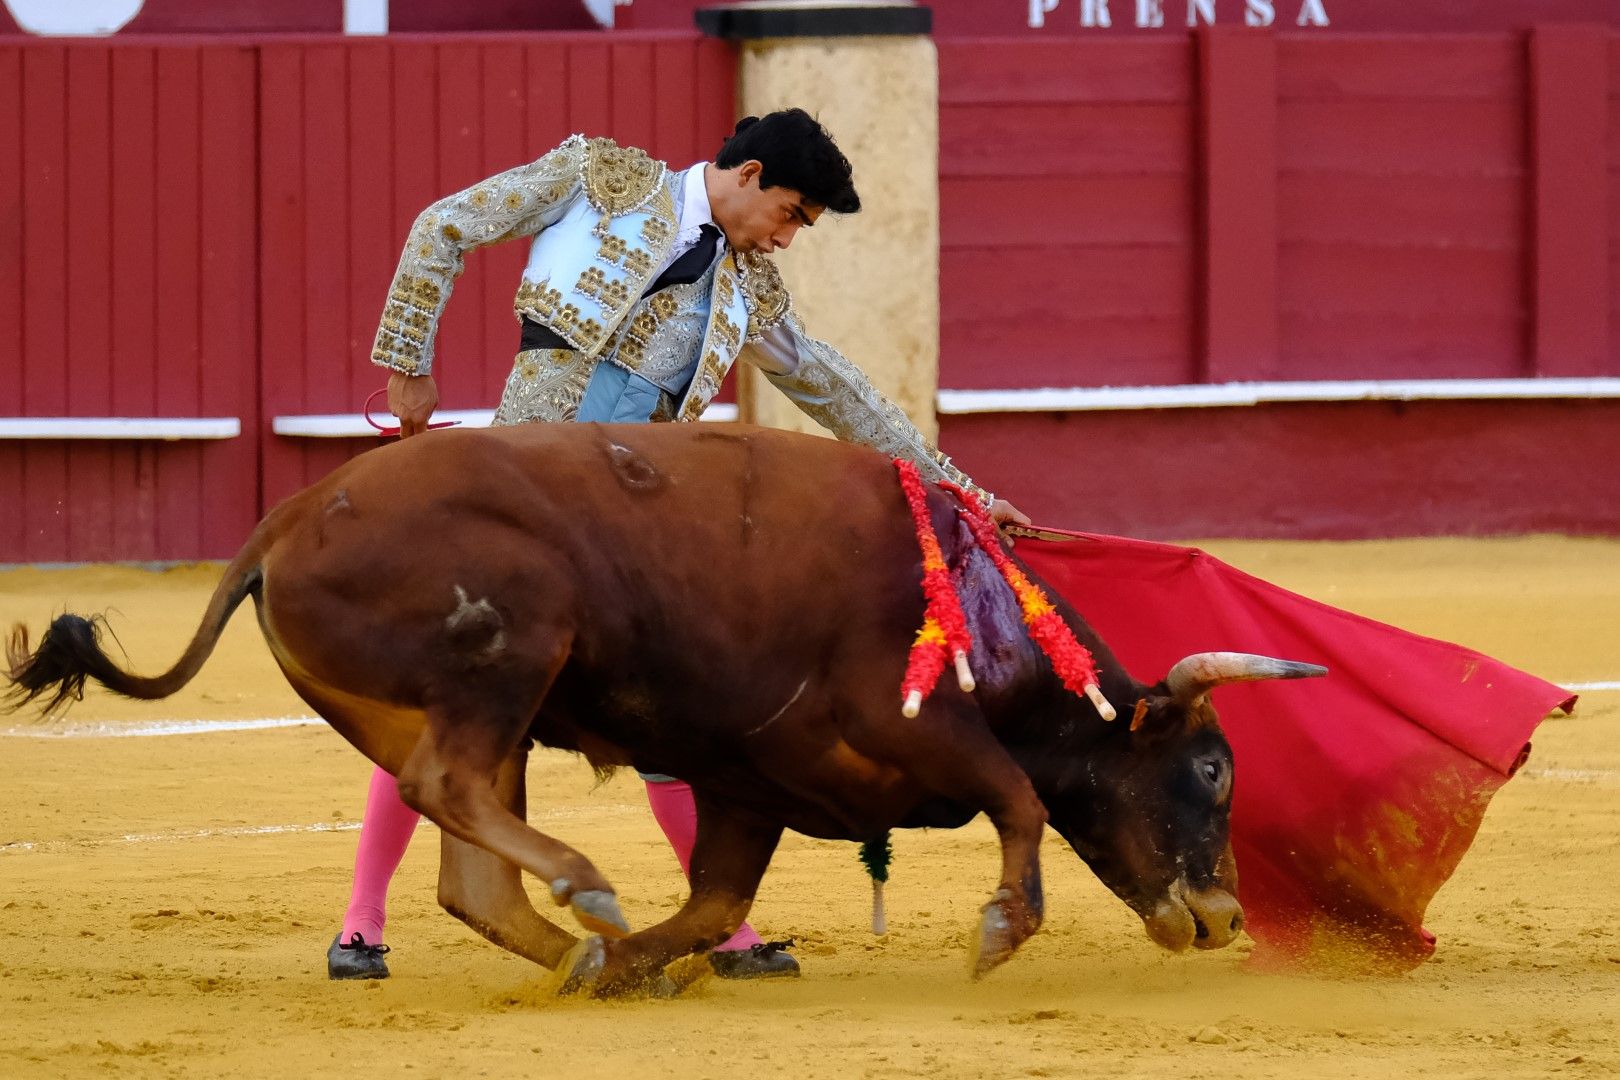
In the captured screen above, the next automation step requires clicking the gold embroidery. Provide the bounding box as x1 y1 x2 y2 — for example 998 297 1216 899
515 279 563 319
577 317 604 343
493 347 593 426
649 293 678 321
640 217 672 249
555 303 581 333
678 349 728 421
713 311 741 353
599 279 630 309
617 336 646 368
582 137 666 217
623 247 654 277
373 274 444 374
598 235 628 264
371 135 588 377
576 266 607 299
737 252 791 339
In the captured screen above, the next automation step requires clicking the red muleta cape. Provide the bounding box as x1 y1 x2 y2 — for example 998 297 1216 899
1015 528 1576 974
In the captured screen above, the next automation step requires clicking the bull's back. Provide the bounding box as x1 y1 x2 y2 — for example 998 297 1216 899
258 423 925 703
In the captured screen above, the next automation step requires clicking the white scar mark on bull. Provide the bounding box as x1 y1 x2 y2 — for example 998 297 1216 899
745 678 809 737
605 440 662 492
447 585 508 656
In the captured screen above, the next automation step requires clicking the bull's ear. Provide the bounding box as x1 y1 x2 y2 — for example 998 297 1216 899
1126 692 1191 743
1129 697 1150 731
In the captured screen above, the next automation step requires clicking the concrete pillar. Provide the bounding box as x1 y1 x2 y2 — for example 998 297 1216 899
699 2 940 439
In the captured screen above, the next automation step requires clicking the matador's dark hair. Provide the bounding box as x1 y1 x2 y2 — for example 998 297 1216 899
715 108 861 214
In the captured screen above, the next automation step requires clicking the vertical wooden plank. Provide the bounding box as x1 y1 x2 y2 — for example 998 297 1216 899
65 48 113 416
525 41 571 153
21 46 68 561
199 45 260 556
1198 27 1278 383
110 49 157 419
610 41 656 152
652 40 698 164
0 444 21 560
64 46 115 559
258 44 308 510
1530 25 1609 376
154 47 204 558
568 42 613 138
21 44 67 413
480 43 528 400
347 44 393 416
0 47 21 558
109 47 158 560
0 45 21 414
391 39 440 232
301 45 349 420
435 41 485 403
694 38 738 155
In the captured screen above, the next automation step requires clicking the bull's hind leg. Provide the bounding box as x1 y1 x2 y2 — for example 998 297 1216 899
396 643 630 941
436 747 580 970
557 794 783 998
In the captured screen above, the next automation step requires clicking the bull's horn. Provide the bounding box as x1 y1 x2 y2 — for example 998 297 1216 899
1165 652 1327 705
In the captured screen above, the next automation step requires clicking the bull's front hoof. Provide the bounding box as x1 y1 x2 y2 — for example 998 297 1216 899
568 889 631 939
544 934 606 997
971 889 1034 980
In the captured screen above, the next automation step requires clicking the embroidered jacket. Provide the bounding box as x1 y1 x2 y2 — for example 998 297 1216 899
370 134 989 503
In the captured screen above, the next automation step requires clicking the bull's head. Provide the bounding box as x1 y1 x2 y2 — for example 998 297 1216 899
1042 652 1325 953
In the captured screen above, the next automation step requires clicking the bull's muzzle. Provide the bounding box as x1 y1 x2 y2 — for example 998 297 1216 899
1143 880 1245 953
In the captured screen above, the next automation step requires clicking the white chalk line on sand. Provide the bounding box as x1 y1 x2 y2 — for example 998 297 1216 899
1563 680 1620 692
0 804 636 856
1519 767 1620 784
1 819 361 854
0 716 324 738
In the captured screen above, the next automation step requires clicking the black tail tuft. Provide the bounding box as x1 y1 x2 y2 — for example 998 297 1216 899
4 614 122 717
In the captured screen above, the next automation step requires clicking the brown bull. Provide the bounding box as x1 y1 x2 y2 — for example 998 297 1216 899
5 424 1324 996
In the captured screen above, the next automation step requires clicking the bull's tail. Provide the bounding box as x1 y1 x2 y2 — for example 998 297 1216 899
4 526 272 718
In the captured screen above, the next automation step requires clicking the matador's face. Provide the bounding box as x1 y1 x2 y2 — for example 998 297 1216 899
713 161 824 255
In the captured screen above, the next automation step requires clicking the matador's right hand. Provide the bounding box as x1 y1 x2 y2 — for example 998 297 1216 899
388 372 439 438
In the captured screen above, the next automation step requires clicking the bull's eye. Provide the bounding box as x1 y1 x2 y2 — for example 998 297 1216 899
1201 760 1221 786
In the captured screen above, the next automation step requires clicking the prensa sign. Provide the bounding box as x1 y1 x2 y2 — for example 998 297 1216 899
1030 0 1329 30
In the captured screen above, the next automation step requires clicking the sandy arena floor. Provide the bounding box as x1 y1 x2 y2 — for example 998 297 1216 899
1 537 1616 1079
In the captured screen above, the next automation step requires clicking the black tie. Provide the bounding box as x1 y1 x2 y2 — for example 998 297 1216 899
646 222 722 295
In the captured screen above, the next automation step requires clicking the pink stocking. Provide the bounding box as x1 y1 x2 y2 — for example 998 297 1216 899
643 778 763 951
340 765 420 946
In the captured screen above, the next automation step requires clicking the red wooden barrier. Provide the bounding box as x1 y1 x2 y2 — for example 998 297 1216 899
938 40 1196 391
0 42 258 562
257 33 737 510
5 29 1618 555
937 31 1561 389
937 28 1620 538
0 33 734 562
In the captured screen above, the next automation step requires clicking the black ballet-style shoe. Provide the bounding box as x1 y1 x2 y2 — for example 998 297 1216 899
327 932 391 980
708 939 801 980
